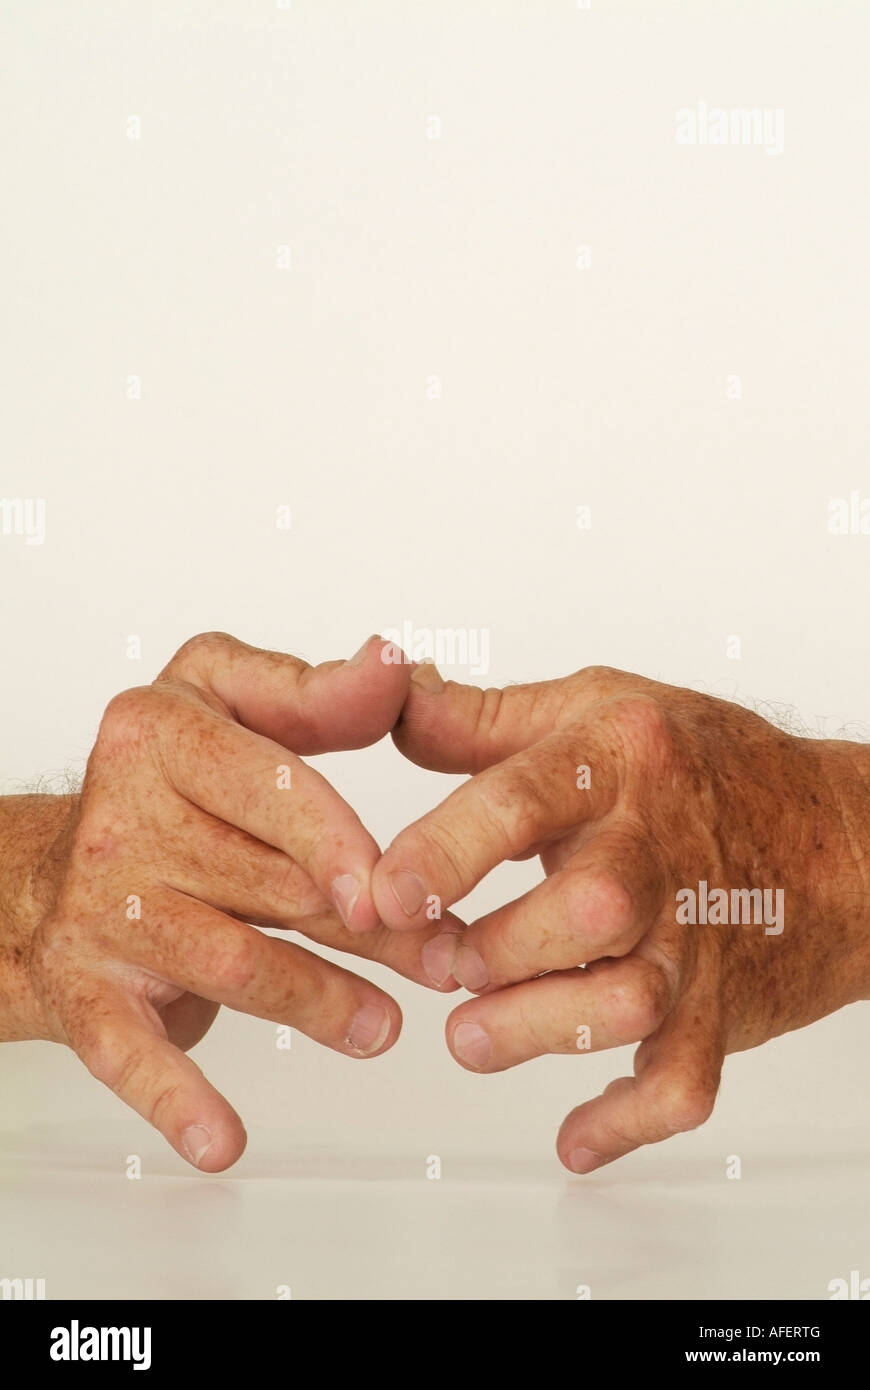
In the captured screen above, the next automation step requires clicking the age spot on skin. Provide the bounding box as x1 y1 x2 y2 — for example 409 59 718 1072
80 831 119 861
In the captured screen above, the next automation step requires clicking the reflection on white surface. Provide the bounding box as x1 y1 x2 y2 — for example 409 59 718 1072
1 1121 867 1300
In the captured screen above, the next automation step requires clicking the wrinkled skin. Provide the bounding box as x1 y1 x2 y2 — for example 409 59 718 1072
1 632 459 1171
373 664 870 1173
5 643 870 1178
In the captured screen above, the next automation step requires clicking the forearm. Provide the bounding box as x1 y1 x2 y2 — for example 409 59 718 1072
0 794 78 1041
812 738 870 1001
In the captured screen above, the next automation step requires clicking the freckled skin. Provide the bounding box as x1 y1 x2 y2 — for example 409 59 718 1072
379 665 870 1171
0 631 460 1173
7 648 870 1175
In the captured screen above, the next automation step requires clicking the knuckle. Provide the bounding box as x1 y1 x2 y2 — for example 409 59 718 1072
477 768 555 857
177 630 235 662
82 1025 182 1130
472 686 508 745
208 933 260 995
68 804 127 864
81 1023 135 1092
269 855 320 915
653 1070 718 1133
406 821 472 891
515 992 559 1057
496 926 535 982
576 664 620 691
145 1078 183 1130
607 964 669 1041
565 869 635 950
29 918 64 976
96 686 155 755
27 920 74 1019
605 693 670 759
163 630 237 681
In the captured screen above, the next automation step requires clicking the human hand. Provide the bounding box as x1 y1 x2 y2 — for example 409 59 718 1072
12 633 458 1171
374 664 870 1173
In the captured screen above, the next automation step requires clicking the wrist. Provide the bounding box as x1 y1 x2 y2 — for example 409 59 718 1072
0 793 78 1040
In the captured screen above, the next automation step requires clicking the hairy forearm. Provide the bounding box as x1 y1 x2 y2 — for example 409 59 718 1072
0 794 78 1041
813 738 870 998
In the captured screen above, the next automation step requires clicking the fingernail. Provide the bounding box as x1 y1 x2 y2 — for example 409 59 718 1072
182 1124 212 1167
454 943 489 991
411 660 445 693
452 1021 491 1069
422 931 457 987
569 1147 604 1174
389 869 427 916
347 1004 391 1055
345 635 381 667
332 873 360 928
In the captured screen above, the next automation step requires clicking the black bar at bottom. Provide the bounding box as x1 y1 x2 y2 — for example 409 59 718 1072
2 1298 866 1373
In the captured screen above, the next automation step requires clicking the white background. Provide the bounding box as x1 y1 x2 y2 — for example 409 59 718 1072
1 0 868 1299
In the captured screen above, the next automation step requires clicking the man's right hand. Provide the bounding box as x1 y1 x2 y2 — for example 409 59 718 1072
6 632 458 1171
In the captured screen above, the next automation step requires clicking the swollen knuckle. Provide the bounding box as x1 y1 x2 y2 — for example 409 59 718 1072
606 694 670 758
577 664 619 690
566 869 635 948
162 630 238 683
607 966 668 1041
653 1072 717 1133
178 631 235 662
209 936 259 994
67 802 130 866
96 687 154 754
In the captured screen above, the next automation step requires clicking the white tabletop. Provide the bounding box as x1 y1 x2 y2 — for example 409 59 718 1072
1 1116 864 1301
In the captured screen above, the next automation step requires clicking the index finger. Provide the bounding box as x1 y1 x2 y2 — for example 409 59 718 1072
160 630 411 754
371 726 619 930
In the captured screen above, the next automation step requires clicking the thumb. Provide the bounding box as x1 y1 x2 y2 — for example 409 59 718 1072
393 664 575 773
159 631 411 754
